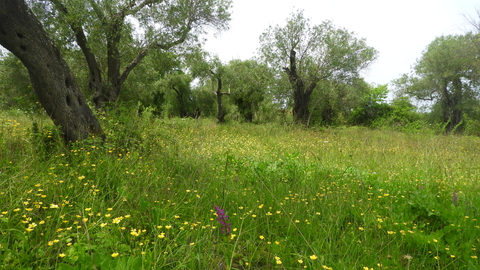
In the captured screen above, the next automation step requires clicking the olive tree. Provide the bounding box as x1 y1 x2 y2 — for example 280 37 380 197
0 0 103 142
225 59 272 122
31 0 232 109
395 34 480 133
259 10 377 124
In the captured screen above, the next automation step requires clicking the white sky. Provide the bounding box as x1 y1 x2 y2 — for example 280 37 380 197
204 0 479 86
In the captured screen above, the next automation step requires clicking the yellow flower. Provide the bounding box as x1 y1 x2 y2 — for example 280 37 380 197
59 253 66 258
111 253 119 258
130 229 141 237
298 259 304 264
310 255 318 260
259 235 265 240
158 233 166 239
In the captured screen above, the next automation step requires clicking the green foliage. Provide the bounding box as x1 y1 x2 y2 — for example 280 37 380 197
26 0 233 111
191 86 217 117
349 84 392 126
348 84 423 132
0 53 40 112
155 72 195 118
259 10 378 124
224 59 273 122
395 33 480 133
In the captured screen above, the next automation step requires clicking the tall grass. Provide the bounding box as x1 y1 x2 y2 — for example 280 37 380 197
1 110 480 269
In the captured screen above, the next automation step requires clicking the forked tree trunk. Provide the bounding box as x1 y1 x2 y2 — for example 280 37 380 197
284 49 317 124
0 0 104 142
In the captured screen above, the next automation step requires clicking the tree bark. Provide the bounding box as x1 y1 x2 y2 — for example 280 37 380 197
214 77 229 123
284 49 317 124
0 0 104 142
442 78 464 133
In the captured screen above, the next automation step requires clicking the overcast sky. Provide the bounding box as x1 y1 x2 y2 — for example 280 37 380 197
204 0 479 86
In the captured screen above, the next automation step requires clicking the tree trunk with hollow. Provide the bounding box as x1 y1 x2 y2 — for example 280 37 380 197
0 0 104 142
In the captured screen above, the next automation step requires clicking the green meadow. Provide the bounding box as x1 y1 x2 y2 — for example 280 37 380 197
1 110 480 269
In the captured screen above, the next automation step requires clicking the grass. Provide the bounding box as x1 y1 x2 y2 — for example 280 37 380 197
1 109 480 269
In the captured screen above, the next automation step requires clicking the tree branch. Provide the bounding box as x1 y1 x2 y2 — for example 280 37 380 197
118 48 148 87
86 0 105 21
49 0 102 92
124 0 164 16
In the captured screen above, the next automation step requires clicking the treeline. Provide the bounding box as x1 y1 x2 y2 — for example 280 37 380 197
1 1 479 138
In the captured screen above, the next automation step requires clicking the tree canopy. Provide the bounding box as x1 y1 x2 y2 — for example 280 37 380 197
259 10 378 123
395 33 480 133
29 0 232 109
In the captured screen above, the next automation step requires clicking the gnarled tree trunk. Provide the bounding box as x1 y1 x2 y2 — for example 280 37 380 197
215 77 229 123
0 0 104 142
284 49 317 124
442 78 464 133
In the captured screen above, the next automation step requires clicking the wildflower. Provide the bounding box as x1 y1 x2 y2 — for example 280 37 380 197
275 256 282 264
59 253 66 258
158 233 166 239
111 253 119 258
112 216 123 224
214 205 231 235
452 193 458 206
259 235 265 240
310 254 318 260
130 229 141 237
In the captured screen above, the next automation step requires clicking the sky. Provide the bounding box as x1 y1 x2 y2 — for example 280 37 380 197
204 0 479 86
